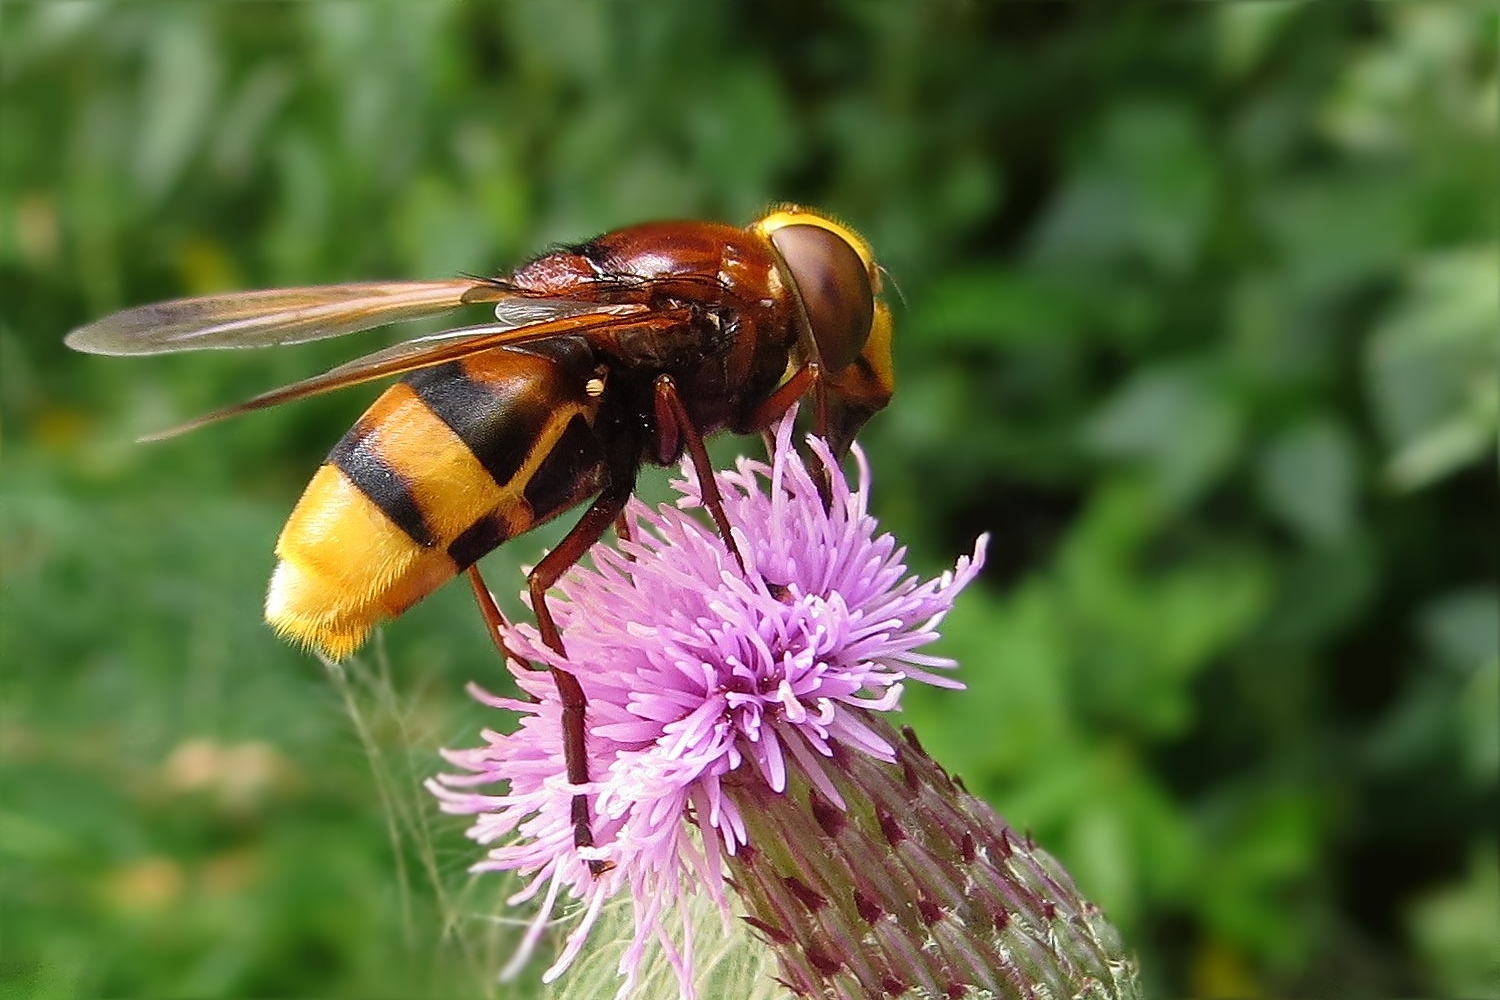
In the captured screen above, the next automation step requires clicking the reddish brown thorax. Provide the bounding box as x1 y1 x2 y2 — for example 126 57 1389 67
508 220 802 438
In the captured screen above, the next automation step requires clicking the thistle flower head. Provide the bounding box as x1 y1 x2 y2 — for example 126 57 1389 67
428 413 987 997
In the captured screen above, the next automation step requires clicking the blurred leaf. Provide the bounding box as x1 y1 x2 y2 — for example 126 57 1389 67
1065 757 1200 931
1215 1 1301 82
1407 849 1500 999
1322 4 1498 154
1418 587 1500 674
1228 274 1329 386
1198 789 1322 970
1257 169 1415 295
1457 654 1500 783
681 65 794 200
1256 419 1359 545
1034 101 1216 275
394 174 498 279
1059 482 1271 737
1085 365 1244 508
264 132 333 281
1258 538 1378 646
208 64 295 181
906 583 1075 781
1366 247 1500 491
134 13 221 202
919 267 1086 349
0 2 108 78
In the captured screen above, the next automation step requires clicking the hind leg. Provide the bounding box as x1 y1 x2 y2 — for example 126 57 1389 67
523 480 635 877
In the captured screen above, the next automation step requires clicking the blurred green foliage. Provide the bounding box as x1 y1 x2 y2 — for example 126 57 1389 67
2 3 1496 997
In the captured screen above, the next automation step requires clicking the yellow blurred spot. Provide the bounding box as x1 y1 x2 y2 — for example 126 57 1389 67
1190 937 1264 999
32 407 91 451
0 721 38 761
163 738 222 791
106 856 185 913
175 237 242 295
15 193 59 266
162 738 299 812
200 847 262 897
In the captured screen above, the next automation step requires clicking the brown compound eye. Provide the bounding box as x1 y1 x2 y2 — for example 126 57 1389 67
770 223 875 372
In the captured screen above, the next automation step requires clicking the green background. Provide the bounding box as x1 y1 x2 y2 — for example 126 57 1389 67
2 3 1496 997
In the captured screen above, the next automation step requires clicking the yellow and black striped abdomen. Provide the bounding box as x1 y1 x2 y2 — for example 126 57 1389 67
266 342 608 660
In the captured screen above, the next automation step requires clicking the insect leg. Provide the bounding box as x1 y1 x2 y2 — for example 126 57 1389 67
744 361 824 435
746 362 836 506
653 375 747 575
464 566 536 692
527 480 635 876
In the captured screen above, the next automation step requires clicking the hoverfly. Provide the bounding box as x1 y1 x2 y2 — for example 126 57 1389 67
66 206 895 868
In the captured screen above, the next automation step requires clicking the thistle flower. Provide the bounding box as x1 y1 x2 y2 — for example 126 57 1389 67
428 414 1137 999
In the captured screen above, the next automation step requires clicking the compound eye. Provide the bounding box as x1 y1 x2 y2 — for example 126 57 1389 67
770 224 874 372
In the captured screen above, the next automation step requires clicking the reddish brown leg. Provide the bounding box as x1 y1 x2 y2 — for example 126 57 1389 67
527 482 634 876
747 362 836 506
465 565 533 681
653 375 747 575
614 512 633 554
745 361 823 433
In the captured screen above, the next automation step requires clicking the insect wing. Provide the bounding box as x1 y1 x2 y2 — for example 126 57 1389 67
141 306 691 441
63 280 517 356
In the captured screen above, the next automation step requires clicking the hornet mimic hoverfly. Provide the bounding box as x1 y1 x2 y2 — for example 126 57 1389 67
67 206 895 868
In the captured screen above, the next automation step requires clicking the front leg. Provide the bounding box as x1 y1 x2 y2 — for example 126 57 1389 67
652 374 747 574
745 362 836 507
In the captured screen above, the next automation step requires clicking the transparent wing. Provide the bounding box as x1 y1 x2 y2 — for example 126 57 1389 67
309 302 643 372
140 306 690 441
62 279 579 356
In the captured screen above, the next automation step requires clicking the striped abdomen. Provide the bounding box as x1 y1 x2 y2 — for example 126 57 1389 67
266 341 608 659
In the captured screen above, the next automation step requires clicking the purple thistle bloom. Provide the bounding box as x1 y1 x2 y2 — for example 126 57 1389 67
429 414 984 995
431 411 1099 998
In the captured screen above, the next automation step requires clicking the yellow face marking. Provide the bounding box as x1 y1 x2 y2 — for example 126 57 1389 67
753 205 882 293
